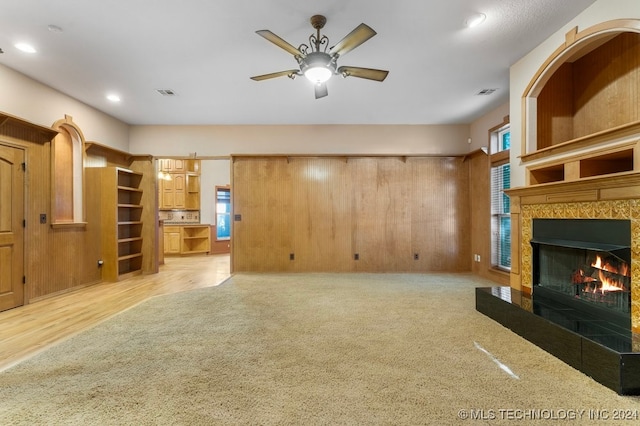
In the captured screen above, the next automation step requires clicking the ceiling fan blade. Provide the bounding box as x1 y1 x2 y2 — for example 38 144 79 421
338 66 389 82
250 70 300 81
256 30 303 57
314 82 328 99
329 23 376 57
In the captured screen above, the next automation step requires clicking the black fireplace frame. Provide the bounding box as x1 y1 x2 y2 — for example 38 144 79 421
531 218 631 329
475 218 640 395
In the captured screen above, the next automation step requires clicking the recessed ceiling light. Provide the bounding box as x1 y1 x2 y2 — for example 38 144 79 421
106 94 121 102
15 42 36 53
465 13 486 28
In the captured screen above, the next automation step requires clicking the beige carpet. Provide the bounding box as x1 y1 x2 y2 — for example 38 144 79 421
1 273 640 425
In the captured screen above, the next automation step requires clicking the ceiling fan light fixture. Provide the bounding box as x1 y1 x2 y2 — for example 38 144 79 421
304 66 333 83
251 15 388 98
301 52 335 83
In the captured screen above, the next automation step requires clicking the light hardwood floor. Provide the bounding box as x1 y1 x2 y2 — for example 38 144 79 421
0 255 231 372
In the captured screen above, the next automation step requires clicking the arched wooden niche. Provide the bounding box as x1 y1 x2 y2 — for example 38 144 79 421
522 19 640 161
51 115 86 226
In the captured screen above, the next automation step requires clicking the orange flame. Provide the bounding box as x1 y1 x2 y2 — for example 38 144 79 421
589 255 629 294
597 270 624 293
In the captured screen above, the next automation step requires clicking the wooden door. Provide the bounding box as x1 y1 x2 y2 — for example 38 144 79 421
160 178 175 209
0 144 25 311
172 174 186 208
163 227 181 254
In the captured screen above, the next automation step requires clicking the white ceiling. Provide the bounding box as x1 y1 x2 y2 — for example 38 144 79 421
0 0 596 126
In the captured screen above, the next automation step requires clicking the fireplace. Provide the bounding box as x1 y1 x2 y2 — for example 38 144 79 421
531 219 631 328
476 176 640 395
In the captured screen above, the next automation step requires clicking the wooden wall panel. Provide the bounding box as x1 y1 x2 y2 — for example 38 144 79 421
1 115 162 304
352 158 412 272
291 158 353 272
231 155 471 273
232 158 294 272
573 33 640 138
467 152 489 275
0 133 102 303
28 139 102 301
53 132 74 222
130 158 158 275
466 151 508 284
410 157 470 272
536 62 574 148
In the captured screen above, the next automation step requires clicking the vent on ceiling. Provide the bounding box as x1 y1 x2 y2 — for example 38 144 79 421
476 88 498 96
156 89 177 96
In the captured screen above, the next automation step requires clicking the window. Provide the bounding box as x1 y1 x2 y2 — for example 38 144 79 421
215 186 231 240
490 122 510 271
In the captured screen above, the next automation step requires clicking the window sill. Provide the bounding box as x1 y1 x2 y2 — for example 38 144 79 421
490 267 510 277
51 222 87 229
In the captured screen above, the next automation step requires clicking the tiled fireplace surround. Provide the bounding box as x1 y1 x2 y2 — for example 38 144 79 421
510 176 640 334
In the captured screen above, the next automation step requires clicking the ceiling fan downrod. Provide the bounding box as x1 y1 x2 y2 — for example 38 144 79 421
306 15 329 53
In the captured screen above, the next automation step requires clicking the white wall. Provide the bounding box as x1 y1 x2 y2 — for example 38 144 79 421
0 64 130 150
128 124 471 157
469 102 510 152
200 159 231 226
509 0 640 188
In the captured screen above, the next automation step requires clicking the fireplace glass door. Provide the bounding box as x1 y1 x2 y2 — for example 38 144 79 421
536 244 630 315
531 218 631 322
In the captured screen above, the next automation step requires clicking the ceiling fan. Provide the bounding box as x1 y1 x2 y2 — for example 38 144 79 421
250 15 389 99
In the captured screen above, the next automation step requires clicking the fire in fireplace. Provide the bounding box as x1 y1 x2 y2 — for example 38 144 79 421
572 253 629 310
531 219 631 326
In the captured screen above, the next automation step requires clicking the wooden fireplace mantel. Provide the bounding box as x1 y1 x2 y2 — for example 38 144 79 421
507 171 640 205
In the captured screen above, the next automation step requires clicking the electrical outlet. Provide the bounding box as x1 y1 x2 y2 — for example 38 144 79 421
354 253 359 260
414 253 419 260
40 213 46 224
289 253 295 261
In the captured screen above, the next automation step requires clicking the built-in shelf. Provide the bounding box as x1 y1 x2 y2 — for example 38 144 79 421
529 163 565 185
522 121 640 164
181 225 210 255
526 143 638 186
88 167 145 281
163 224 210 255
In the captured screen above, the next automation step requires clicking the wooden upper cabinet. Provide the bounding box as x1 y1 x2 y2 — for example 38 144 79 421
159 158 184 172
158 158 200 210
159 158 199 173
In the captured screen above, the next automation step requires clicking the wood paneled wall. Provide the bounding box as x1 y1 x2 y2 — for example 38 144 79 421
1 116 158 305
1 128 102 303
466 150 509 285
536 62 574 149
573 32 639 137
231 156 471 273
